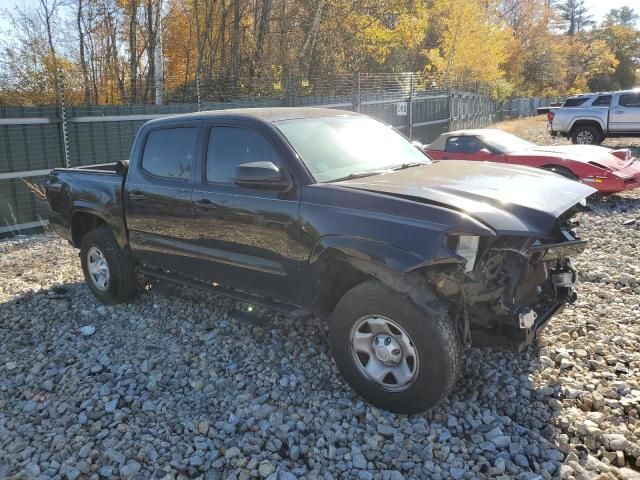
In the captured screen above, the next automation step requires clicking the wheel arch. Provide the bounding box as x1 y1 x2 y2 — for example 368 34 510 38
309 235 463 315
540 164 578 180
569 118 605 134
71 201 126 249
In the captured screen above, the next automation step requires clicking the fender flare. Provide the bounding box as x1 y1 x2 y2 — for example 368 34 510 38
568 117 605 133
71 201 127 248
309 235 464 312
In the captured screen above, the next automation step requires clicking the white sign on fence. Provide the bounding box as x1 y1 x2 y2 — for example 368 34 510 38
396 102 408 116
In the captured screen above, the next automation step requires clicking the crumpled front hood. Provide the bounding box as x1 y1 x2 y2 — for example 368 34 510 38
336 160 595 238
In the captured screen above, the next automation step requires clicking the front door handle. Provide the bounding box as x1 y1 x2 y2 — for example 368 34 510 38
130 192 146 201
194 198 218 209
614 110 625 114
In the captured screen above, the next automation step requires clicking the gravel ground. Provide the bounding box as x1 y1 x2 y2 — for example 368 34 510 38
1 123 640 480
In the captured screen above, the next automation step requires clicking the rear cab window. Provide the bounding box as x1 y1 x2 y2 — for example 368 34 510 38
141 127 197 181
563 97 589 107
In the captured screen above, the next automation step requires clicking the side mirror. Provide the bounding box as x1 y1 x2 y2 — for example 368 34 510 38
478 148 492 155
235 161 291 190
412 140 424 149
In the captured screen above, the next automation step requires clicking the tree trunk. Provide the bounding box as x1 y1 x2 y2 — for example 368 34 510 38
154 0 163 106
231 0 241 77
145 0 156 102
220 0 227 76
77 0 91 104
252 0 271 76
38 0 60 101
129 0 138 103
296 0 327 77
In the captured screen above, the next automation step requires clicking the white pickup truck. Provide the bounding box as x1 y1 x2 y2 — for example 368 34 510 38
548 89 640 145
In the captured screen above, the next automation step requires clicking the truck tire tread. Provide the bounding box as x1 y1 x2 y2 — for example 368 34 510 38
80 226 137 304
328 280 463 414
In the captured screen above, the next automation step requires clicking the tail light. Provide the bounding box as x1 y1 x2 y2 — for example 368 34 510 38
547 111 555 122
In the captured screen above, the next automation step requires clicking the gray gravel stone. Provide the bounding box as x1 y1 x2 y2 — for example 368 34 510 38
1 128 640 480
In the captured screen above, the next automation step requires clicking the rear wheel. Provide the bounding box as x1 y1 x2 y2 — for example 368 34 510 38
80 226 137 304
571 125 602 145
328 281 462 414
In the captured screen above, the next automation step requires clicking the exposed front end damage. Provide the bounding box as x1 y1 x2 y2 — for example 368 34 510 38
431 209 586 351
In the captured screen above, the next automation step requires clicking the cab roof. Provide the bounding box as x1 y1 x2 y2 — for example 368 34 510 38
144 107 360 127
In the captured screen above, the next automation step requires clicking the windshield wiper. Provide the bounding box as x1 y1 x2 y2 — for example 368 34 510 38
328 169 392 183
391 161 428 171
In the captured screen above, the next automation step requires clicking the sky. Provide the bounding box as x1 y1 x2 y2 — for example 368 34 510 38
0 0 637 36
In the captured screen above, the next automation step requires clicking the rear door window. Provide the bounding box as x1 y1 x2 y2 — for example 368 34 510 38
141 127 197 180
445 136 485 154
619 93 640 107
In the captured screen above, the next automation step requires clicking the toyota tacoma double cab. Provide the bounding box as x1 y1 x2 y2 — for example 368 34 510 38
548 89 640 145
46 108 594 414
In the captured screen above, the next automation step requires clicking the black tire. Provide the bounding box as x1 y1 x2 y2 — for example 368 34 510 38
571 125 602 145
541 165 578 181
80 226 137 304
328 281 462 414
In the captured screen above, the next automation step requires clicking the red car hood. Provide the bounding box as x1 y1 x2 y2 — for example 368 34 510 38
511 145 634 171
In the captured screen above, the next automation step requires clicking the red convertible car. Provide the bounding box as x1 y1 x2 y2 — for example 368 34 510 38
424 129 640 193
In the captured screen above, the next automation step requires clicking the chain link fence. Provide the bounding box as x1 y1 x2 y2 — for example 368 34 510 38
1 72 559 235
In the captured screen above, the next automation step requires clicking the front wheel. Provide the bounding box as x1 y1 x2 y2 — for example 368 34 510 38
80 226 137 304
571 125 602 145
328 281 462 414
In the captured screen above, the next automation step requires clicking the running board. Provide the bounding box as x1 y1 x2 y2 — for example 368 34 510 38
137 266 299 315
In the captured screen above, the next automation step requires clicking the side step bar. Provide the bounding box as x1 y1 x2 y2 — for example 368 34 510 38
137 266 299 315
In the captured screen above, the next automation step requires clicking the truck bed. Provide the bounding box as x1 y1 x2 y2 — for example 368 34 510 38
47 161 128 247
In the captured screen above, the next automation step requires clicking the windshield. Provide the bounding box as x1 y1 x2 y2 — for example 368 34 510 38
275 115 430 182
481 131 536 153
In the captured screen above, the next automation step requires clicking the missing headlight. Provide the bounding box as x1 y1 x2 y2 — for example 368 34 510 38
455 235 480 272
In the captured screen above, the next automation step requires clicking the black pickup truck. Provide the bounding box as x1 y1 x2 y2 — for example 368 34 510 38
46 108 595 414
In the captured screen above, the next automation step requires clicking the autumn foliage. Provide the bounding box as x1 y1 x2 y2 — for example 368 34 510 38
0 0 638 106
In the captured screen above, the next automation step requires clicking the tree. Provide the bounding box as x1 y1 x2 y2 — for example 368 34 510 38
556 0 594 36
605 7 639 27
426 0 509 84
596 9 640 89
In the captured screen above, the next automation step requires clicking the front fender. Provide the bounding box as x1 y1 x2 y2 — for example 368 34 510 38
309 235 464 318
309 234 463 274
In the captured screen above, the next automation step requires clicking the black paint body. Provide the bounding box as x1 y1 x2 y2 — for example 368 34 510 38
46 108 595 349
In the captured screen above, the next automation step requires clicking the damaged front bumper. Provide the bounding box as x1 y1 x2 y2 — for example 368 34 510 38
461 232 585 351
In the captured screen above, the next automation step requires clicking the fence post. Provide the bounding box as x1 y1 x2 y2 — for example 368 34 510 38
448 90 454 131
196 74 201 112
57 73 71 168
286 72 295 107
408 73 414 140
353 73 362 112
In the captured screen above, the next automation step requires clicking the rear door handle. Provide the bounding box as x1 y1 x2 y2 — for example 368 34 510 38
130 192 146 201
614 110 625 114
194 198 218 209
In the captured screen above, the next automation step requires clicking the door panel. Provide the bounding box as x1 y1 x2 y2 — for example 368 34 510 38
610 93 640 132
188 124 303 302
124 125 198 271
